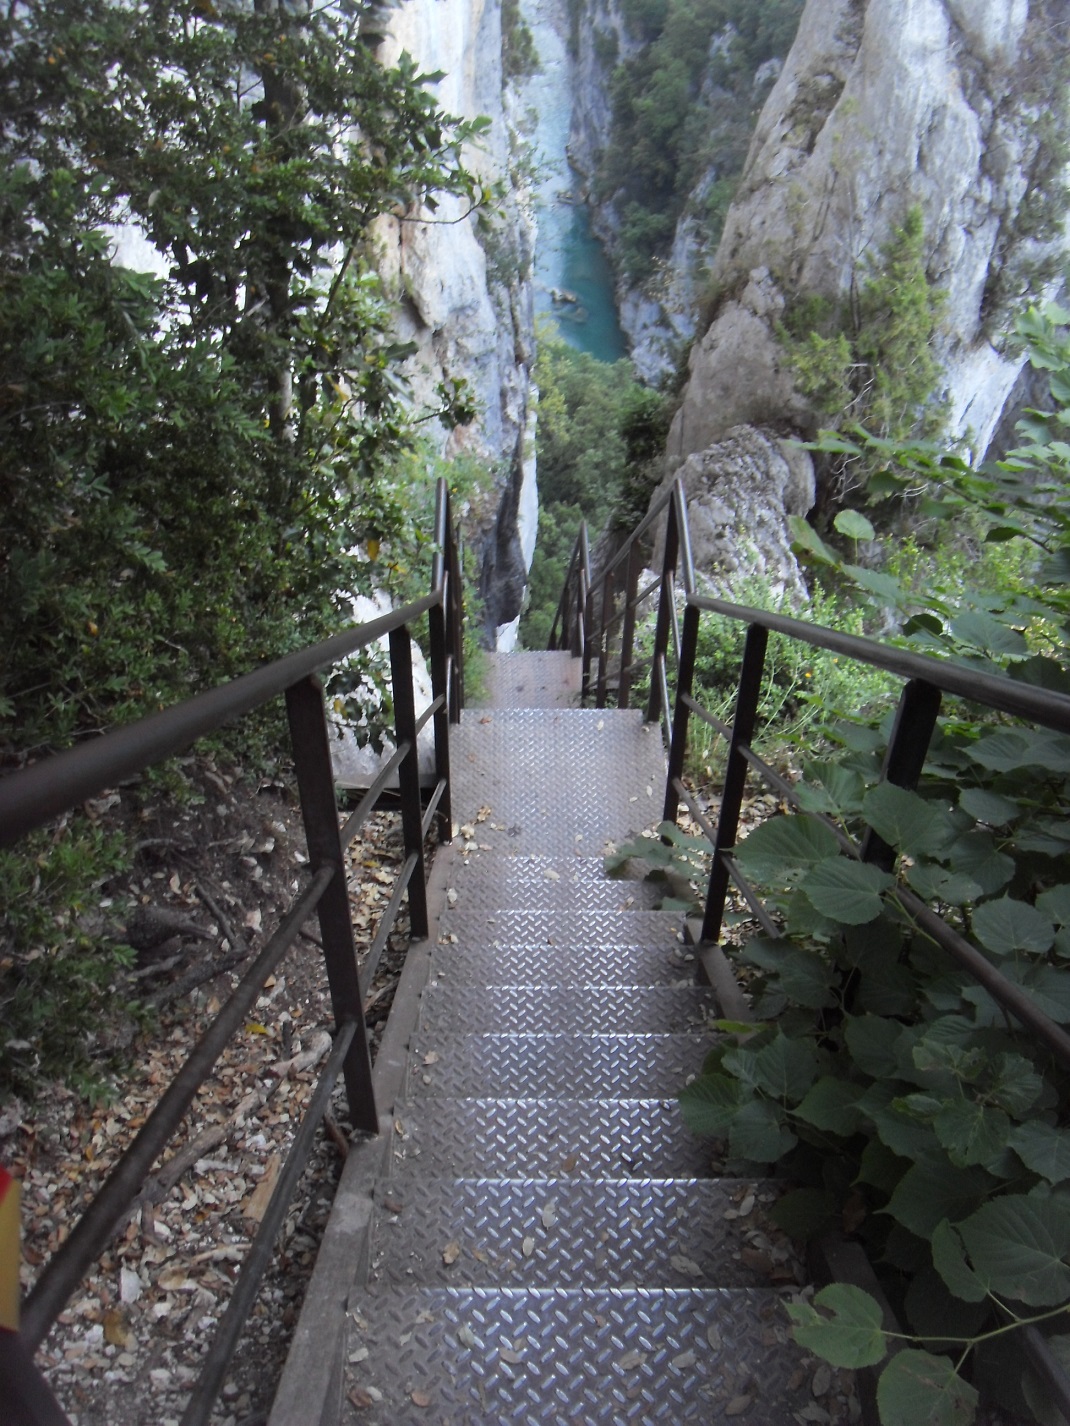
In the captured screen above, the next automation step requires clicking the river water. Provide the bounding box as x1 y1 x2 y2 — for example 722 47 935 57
517 0 625 364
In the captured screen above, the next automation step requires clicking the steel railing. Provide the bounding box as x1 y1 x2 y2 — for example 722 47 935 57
0 478 464 1426
551 475 1070 1419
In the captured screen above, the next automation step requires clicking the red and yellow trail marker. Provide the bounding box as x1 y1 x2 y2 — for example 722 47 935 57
0 1165 20 1331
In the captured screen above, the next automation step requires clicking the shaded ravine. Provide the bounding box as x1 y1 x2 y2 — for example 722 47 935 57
518 0 625 363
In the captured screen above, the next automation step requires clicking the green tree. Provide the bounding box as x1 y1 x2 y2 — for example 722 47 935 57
0 0 487 751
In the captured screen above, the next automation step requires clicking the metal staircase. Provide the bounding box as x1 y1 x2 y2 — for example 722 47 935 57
271 651 849 1424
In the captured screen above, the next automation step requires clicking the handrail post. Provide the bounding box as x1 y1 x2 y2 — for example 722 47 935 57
645 499 680 725
579 528 594 702
389 627 429 939
663 602 701 827
596 567 614 708
429 483 456 835
286 676 377 1132
618 541 644 710
701 623 769 944
445 505 465 721
860 678 942 870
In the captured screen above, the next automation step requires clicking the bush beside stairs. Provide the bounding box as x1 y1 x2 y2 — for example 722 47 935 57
269 651 858 1425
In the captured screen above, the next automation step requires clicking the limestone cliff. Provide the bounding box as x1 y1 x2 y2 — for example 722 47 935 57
669 0 1070 465
376 0 537 643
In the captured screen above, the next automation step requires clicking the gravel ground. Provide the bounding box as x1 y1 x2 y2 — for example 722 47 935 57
6 762 418 1425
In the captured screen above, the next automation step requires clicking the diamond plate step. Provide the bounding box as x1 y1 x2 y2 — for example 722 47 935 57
419 985 716 1037
450 708 667 857
391 1099 714 1180
368 1178 792 1290
342 1286 837 1425
429 941 698 986
480 651 581 709
442 854 663 913
408 1034 708 1100
439 908 682 946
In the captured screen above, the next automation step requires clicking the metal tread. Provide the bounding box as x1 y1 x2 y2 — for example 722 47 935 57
368 1177 793 1290
407 1034 708 1100
438 908 683 944
342 1286 843 1424
450 708 667 857
429 942 698 986
391 1099 714 1180
441 854 663 913
418 985 717 1037
479 651 582 709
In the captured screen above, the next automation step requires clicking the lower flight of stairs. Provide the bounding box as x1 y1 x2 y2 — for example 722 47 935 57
270 654 859 1425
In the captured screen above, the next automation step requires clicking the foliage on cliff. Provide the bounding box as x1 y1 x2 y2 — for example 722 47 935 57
520 334 666 649
676 306 1070 1425
596 0 803 281
0 0 487 758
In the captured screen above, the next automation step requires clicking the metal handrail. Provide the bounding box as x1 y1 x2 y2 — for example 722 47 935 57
1 478 465 1425
547 472 1070 1411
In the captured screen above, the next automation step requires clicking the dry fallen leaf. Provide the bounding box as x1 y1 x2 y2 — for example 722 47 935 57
541 1200 558 1229
672 1349 697 1371
457 1324 478 1349
521 1236 535 1258
348 1386 375 1410
411 1389 432 1408
726 1395 753 1416
618 1349 647 1371
442 1240 461 1266
670 1254 704 1278
499 1347 524 1365
423 1051 440 1066
103 1308 134 1348
243 1152 281 1224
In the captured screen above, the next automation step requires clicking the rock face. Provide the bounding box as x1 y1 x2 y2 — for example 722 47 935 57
669 0 1069 464
651 426 815 603
376 0 537 642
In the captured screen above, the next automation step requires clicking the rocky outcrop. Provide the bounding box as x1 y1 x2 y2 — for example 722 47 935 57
376 0 537 642
651 425 815 603
669 0 1069 464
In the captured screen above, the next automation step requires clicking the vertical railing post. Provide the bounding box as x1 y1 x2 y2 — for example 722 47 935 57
428 605 454 844
389 626 429 939
701 623 769 944
860 678 942 870
447 533 464 720
617 541 644 710
645 499 680 725
596 568 615 708
663 602 701 827
285 676 377 1134
579 529 594 703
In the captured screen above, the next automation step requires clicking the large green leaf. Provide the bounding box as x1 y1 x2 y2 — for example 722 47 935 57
734 814 841 884
863 783 948 857
907 855 987 901
834 508 876 541
728 1097 796 1162
677 1073 741 1138
957 1195 1070 1306
931 1219 988 1303
945 831 1014 895
1037 884 1070 927
950 610 1029 658
752 1031 820 1101
795 1077 865 1136
970 729 1070 774
876 1350 979 1426
884 1157 993 1238
1010 1121 1070 1183
972 897 1055 955
906 862 983 905
844 1015 903 1078
932 1099 1011 1168
801 857 894 924
958 787 1020 827
786 1283 888 1368
742 938 836 1010
797 761 866 817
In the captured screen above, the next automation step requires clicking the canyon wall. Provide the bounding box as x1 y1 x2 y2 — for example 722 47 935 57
669 0 1069 464
376 0 538 645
